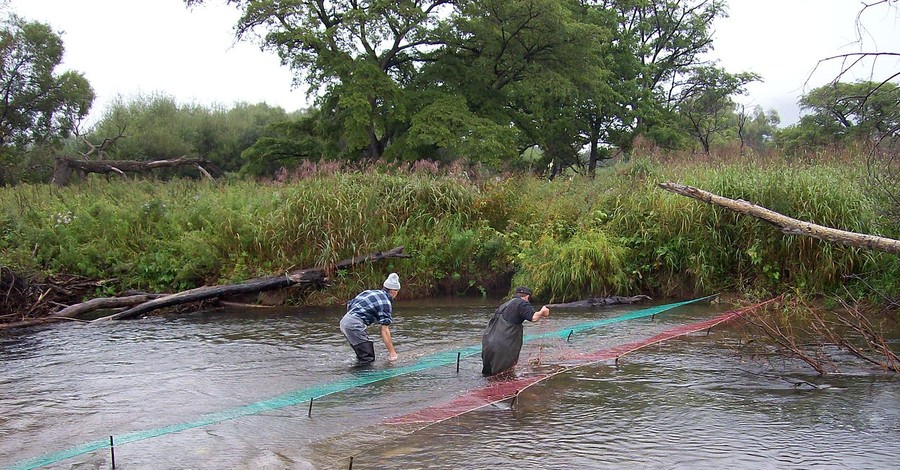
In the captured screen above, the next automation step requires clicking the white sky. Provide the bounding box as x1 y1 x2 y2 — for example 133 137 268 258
709 0 900 125
10 0 900 127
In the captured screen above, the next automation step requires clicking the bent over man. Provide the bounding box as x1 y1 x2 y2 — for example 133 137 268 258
340 273 401 364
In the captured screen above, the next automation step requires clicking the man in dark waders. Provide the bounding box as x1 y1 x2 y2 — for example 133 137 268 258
340 273 400 364
481 286 550 376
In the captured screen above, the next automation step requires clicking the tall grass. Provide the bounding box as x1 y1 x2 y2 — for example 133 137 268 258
0 157 896 304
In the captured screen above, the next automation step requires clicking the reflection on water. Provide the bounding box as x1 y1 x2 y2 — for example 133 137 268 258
1 298 897 469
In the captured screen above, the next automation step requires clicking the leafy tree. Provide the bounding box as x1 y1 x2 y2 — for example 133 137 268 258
0 14 93 183
239 108 323 176
799 81 899 140
674 66 759 154
447 0 608 174
187 0 612 170
776 81 900 154
185 0 740 173
87 93 289 175
200 102 292 172
186 0 459 162
599 0 726 154
736 105 779 154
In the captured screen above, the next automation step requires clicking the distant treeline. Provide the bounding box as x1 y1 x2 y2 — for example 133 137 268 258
3 1 898 185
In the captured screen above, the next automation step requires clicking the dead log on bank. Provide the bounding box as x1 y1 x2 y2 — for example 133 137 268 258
1 267 112 328
92 246 411 322
658 182 900 256
51 156 224 186
1 293 165 330
545 295 652 309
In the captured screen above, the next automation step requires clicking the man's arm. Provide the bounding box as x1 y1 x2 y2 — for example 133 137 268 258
380 325 398 361
531 305 550 322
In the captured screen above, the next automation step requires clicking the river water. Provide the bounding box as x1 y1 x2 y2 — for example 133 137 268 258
1 298 897 469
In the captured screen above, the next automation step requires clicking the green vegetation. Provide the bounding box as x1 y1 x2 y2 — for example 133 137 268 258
2 156 896 305
1 1 896 315
0 14 94 185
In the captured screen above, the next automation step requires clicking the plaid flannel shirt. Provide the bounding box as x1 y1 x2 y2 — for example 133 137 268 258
346 289 393 326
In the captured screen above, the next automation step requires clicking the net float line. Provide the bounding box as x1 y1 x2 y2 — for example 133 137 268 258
385 297 779 427
8 296 713 470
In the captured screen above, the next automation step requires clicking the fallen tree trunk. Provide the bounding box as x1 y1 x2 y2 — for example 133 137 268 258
658 182 900 256
93 246 410 322
52 156 224 186
0 294 165 330
545 295 652 309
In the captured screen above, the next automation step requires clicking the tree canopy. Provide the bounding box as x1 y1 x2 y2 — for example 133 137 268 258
184 0 746 173
0 14 93 183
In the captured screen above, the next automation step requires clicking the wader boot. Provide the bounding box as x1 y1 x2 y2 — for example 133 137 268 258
351 340 376 364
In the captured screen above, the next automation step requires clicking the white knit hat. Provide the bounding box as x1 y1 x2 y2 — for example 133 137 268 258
383 272 401 290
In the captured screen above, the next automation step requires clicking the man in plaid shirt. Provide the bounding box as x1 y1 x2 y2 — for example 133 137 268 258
339 273 401 363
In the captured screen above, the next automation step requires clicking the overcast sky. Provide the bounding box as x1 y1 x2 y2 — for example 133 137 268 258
10 0 900 127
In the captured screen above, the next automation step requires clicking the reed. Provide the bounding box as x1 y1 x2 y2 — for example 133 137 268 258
0 156 895 303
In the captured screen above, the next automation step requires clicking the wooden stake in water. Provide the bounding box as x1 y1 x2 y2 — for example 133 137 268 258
456 352 461 373
349 456 354 469
566 330 573 342
109 436 116 469
511 390 519 409
308 398 313 418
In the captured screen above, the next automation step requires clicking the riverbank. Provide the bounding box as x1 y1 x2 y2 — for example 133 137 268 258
1 156 898 310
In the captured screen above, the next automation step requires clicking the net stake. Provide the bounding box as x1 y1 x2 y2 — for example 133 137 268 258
349 456 354 469
308 398 313 418
456 352 461 373
511 390 520 409
566 330 573 342
109 436 116 469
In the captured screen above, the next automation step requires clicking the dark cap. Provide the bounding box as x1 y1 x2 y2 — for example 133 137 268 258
514 286 533 296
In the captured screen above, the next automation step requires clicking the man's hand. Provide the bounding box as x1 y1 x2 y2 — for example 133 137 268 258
388 352 399 361
532 306 550 322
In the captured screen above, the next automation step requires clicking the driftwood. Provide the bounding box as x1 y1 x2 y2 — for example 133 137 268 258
92 246 411 322
659 182 900 255
51 156 224 186
545 295 652 309
1 267 111 328
0 294 165 330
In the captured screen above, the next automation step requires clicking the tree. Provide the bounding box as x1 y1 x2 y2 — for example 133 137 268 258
798 81 900 141
559 0 728 172
603 0 726 153
185 0 734 172
776 81 900 155
450 0 607 174
0 14 93 184
185 0 460 163
239 108 324 176
736 105 779 154
186 0 611 170
674 66 759 154
87 94 290 175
